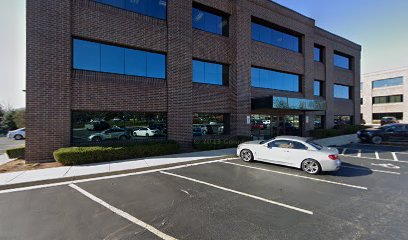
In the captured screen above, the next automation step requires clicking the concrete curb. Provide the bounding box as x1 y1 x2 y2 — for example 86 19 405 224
0 155 237 191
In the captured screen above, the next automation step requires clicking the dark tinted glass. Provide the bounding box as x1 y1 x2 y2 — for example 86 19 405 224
192 7 226 36
314 80 322 96
95 0 166 20
334 115 352 126
334 53 351 69
334 84 351 99
251 67 300 92
372 77 403 88
292 141 307 150
193 60 227 85
73 39 166 79
314 115 324 129
373 95 403 104
71 111 167 146
373 112 403 120
314 47 322 62
252 22 300 52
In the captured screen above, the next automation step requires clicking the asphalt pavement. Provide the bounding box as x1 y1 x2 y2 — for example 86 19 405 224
0 143 407 240
0 137 25 155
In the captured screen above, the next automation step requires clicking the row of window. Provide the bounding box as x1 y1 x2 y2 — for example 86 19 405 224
71 111 228 145
372 77 404 89
93 0 353 70
372 95 403 104
74 39 354 97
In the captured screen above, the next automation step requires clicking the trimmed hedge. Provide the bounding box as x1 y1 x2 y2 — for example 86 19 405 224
193 136 252 151
54 141 180 165
309 125 369 139
6 146 25 159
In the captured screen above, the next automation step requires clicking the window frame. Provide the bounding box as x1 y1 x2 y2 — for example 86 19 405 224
313 80 324 97
251 66 302 93
314 45 324 62
93 0 167 20
333 84 352 100
192 59 229 86
334 51 352 70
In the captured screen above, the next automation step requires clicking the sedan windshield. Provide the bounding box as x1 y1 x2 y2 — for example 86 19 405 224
260 138 275 144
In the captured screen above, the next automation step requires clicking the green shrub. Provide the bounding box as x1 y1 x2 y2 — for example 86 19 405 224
309 125 369 139
6 146 25 159
193 136 252 151
54 141 180 165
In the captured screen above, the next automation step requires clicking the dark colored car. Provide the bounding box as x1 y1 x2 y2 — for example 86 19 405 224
251 120 266 130
380 116 398 126
357 124 408 144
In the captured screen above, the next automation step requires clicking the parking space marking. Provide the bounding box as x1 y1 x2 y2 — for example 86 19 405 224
221 161 368 190
357 149 362 158
375 152 380 159
0 158 238 195
69 184 177 240
343 154 408 163
160 171 314 215
391 152 399 161
341 148 348 155
342 166 400 175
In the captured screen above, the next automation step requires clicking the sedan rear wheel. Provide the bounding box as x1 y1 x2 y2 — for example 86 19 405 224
240 149 253 162
371 136 383 144
14 134 23 140
301 159 321 175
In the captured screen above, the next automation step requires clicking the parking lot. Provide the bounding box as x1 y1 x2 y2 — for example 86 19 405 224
0 137 24 155
0 143 407 239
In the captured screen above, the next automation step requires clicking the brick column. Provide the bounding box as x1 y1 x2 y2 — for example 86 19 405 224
166 0 193 148
324 46 335 129
303 35 315 136
26 0 72 162
230 0 252 137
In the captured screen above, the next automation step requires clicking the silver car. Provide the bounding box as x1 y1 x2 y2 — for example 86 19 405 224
237 136 341 174
7 128 26 140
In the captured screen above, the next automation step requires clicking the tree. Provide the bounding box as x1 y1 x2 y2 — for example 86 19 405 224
1 110 17 130
13 109 25 129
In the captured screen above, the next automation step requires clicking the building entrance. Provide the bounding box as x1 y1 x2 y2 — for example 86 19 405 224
251 114 302 139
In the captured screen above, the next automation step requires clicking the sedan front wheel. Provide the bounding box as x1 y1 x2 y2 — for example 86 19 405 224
301 159 321 175
240 149 254 162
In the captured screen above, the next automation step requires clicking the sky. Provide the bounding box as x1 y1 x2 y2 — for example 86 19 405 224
1 0 408 108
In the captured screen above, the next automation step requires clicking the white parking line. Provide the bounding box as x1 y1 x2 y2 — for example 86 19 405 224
391 152 399 161
221 161 368 190
69 184 177 240
340 153 408 163
342 166 400 175
375 152 380 159
357 149 362 158
341 148 347 155
0 158 237 195
160 171 313 215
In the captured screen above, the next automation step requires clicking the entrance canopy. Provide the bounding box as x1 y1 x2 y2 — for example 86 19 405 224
252 96 326 111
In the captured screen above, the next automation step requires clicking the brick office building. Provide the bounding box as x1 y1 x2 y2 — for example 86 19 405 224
361 67 408 124
26 0 361 162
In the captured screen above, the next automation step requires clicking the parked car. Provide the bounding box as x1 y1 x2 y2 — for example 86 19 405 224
133 127 160 137
251 120 266 130
380 116 398 126
85 120 110 131
262 120 271 125
6 128 26 140
194 124 209 135
237 136 341 174
193 127 204 136
88 128 130 142
357 123 408 144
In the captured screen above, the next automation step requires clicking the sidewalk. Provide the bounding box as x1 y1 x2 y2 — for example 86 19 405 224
0 148 236 188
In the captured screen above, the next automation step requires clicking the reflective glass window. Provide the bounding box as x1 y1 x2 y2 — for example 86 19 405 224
314 46 323 62
95 0 167 20
314 80 323 96
251 22 301 52
334 84 351 99
251 67 300 92
372 77 403 88
334 52 351 69
73 39 166 79
192 7 227 36
193 60 227 86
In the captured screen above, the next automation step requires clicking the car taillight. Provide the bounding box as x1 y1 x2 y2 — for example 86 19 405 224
328 154 339 160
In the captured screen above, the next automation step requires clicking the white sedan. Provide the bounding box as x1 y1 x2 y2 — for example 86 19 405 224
237 136 341 174
6 128 26 140
133 127 160 137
